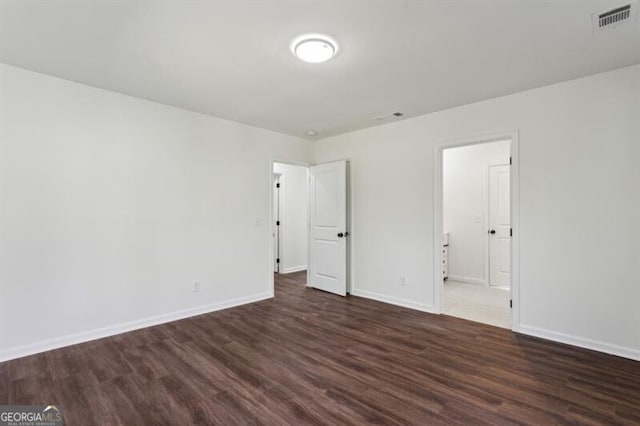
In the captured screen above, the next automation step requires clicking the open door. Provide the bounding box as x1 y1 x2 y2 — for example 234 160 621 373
489 164 511 288
309 161 348 296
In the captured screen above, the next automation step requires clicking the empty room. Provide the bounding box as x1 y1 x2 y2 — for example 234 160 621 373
1 1 639 425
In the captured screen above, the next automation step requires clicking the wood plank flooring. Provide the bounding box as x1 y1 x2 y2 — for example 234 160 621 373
1 271 639 425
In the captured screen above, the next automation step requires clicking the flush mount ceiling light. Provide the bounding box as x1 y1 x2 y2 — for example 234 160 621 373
291 34 338 63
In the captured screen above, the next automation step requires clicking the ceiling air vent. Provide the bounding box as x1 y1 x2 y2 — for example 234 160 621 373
372 112 404 122
593 2 636 32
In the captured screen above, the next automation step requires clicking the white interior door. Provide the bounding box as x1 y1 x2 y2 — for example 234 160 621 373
273 173 281 273
309 161 348 296
489 164 511 288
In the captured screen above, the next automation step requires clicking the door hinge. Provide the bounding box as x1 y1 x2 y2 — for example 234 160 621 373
276 258 280 264
276 221 280 226
510 299 513 308
510 228 512 237
509 157 512 165
276 183 280 188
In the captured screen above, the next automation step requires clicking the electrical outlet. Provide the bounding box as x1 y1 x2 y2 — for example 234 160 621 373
193 281 201 293
399 274 406 286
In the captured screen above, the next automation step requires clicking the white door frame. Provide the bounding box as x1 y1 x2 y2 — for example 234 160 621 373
433 130 521 332
268 157 312 297
273 172 282 273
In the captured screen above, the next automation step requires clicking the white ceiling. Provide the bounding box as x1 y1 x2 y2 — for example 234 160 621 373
1 0 639 139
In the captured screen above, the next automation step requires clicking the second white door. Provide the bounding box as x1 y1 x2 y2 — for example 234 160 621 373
309 161 348 296
273 173 281 272
489 164 511 288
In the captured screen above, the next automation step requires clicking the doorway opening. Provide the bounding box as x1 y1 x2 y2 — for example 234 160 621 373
435 133 519 330
272 162 309 289
270 159 350 299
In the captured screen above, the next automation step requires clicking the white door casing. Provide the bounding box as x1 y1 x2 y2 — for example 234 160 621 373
489 164 511 288
273 173 281 273
309 161 348 296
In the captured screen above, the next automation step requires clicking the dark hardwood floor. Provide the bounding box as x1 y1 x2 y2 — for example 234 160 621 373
1 271 639 425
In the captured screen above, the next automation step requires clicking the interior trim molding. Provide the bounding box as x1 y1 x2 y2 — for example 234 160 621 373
0 291 273 363
351 289 435 314
280 265 307 274
518 324 640 362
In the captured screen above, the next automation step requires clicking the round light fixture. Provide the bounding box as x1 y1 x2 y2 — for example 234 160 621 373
307 130 318 136
291 34 338 63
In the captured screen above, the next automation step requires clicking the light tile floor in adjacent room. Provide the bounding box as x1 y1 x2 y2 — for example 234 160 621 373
443 279 511 329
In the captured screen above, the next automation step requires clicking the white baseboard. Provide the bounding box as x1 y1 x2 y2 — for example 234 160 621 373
0 292 273 363
350 289 435 314
280 265 307 274
517 324 640 362
447 275 486 285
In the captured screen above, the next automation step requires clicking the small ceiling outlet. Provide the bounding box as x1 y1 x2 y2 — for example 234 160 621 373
306 130 318 136
372 112 405 121
593 2 636 32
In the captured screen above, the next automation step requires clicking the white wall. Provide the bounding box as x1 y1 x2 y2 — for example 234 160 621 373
273 162 308 273
443 140 510 284
0 64 313 361
1 62 639 362
316 65 640 360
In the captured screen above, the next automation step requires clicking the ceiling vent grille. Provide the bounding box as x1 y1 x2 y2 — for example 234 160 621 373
593 3 636 32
